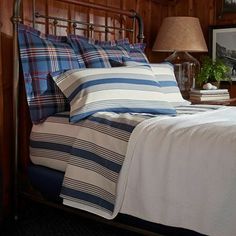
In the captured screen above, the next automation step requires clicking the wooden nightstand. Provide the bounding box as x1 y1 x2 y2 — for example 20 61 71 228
190 97 236 106
220 81 236 98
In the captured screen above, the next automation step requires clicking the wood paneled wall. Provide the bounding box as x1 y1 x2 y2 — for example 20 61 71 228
0 0 14 218
0 0 236 218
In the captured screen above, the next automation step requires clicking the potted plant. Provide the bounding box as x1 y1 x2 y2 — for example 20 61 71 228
196 56 231 89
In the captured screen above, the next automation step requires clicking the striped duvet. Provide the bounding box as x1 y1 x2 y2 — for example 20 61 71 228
30 105 222 218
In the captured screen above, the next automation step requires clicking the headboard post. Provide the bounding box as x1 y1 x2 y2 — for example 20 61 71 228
12 0 22 220
132 12 145 43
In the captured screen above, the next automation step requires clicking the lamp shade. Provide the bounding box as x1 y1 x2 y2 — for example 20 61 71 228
153 17 208 52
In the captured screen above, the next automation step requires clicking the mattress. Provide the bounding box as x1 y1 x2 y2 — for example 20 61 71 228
28 164 64 202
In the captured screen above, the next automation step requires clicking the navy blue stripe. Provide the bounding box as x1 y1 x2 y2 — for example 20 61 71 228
61 186 114 212
30 140 121 172
87 116 135 133
53 113 70 118
70 107 176 123
30 140 72 153
70 148 121 173
68 78 159 101
159 81 177 87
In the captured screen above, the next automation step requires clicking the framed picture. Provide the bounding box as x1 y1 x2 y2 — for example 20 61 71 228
209 25 236 81
222 0 236 13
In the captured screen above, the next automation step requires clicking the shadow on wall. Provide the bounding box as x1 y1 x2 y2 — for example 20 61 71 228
0 31 14 219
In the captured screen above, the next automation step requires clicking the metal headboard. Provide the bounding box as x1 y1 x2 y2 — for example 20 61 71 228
13 0 144 41
12 0 144 219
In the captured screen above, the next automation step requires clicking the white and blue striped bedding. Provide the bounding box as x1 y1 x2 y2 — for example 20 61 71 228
150 63 189 106
52 67 177 123
30 105 222 218
122 62 190 106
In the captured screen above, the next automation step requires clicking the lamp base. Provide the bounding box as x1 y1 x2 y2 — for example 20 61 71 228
165 51 200 99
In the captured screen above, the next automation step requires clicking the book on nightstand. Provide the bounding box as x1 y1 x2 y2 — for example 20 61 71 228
190 89 229 95
190 89 230 101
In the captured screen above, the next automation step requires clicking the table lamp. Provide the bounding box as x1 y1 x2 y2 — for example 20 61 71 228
153 16 208 99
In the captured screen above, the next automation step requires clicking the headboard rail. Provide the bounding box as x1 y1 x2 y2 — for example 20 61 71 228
34 12 135 39
13 0 144 42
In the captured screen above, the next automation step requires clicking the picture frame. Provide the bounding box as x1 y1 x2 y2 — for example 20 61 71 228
209 24 236 81
222 0 236 13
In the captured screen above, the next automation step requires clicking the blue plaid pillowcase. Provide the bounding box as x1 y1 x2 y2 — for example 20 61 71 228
129 43 149 63
18 24 83 123
115 40 148 63
122 56 149 67
68 35 130 68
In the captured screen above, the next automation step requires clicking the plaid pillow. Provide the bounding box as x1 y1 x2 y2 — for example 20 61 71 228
115 40 148 63
122 56 149 67
129 43 149 63
18 24 83 123
68 35 130 68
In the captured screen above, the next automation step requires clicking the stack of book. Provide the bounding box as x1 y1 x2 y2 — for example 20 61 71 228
190 89 230 102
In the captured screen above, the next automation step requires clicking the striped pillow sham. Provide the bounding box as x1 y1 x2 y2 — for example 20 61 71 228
52 67 176 123
150 63 190 106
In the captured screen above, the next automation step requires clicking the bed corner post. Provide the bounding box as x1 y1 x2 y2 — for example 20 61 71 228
130 10 144 43
11 0 22 221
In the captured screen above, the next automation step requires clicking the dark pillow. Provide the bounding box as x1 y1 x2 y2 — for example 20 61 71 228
109 59 124 67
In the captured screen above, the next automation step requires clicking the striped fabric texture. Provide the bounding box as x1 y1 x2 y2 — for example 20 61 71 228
52 67 177 123
150 63 190 106
68 35 129 68
18 24 83 123
30 105 222 217
31 111 150 215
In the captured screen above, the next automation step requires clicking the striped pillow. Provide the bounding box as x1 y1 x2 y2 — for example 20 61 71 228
150 63 190 106
18 24 83 123
52 67 176 123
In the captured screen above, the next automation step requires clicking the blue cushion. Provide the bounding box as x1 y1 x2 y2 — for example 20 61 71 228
18 24 84 123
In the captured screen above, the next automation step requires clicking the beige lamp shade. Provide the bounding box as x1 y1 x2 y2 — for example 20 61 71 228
153 17 208 52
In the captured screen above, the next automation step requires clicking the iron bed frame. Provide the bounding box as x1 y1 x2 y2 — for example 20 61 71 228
11 1 163 235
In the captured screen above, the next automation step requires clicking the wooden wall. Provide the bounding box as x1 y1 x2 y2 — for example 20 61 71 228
0 0 14 218
0 0 236 218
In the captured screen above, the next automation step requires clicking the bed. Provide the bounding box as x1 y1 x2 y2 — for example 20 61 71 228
12 1 236 236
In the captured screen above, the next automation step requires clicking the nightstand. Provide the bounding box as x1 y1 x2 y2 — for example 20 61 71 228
190 97 236 106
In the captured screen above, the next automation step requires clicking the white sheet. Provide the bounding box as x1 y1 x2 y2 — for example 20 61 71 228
118 106 236 236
